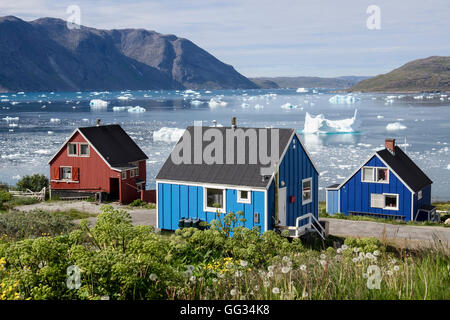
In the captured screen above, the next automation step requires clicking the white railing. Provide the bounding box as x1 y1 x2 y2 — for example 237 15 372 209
9 187 46 201
295 213 325 239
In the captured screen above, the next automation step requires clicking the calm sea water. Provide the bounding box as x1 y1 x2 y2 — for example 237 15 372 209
1 89 449 201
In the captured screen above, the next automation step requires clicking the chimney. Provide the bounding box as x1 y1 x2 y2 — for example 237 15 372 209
96 119 101 126
231 117 237 129
385 138 395 154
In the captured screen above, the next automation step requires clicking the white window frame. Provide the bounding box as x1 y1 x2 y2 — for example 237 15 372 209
237 190 251 204
204 187 226 213
130 169 135 178
383 193 399 211
60 166 72 180
67 143 78 157
302 177 313 205
418 190 422 200
79 143 90 157
122 171 127 180
361 166 375 182
376 167 389 184
135 167 139 176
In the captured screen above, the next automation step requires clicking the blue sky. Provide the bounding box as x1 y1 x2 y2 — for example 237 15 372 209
2 0 449 77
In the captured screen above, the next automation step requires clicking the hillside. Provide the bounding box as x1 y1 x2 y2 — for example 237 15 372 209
0 16 257 92
350 56 450 92
250 76 369 89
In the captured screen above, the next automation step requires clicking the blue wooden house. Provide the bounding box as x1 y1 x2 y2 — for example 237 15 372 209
326 139 437 222
156 122 321 235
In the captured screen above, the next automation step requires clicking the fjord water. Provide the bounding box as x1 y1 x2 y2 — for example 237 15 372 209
1 89 449 201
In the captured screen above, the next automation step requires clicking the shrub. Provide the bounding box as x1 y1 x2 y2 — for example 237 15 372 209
16 174 49 192
129 199 146 207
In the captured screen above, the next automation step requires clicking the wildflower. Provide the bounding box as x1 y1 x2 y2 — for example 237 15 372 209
352 258 358 263
263 281 270 288
320 254 326 260
373 250 380 256
230 288 237 296
299 264 307 271
225 262 233 269
184 270 192 278
302 291 309 298
320 260 327 267
282 256 290 262
267 271 274 278
386 270 393 276
235 270 243 278
190 275 197 283
100 295 110 300
341 244 348 250
187 265 195 272
149 273 158 281
212 278 218 284
240 260 248 267
268 265 275 272
254 285 259 290
393 266 400 272
272 287 280 294
362 273 368 279
336 248 342 254
353 247 360 253
281 266 291 274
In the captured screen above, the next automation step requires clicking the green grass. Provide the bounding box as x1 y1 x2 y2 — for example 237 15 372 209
50 208 96 220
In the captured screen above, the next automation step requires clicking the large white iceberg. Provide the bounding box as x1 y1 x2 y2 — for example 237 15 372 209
89 99 108 108
386 122 407 131
127 106 146 113
303 109 360 134
208 98 227 108
329 95 360 104
296 88 308 93
153 127 185 143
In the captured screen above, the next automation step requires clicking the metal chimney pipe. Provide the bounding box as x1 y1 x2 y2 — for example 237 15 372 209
231 117 236 129
96 119 101 126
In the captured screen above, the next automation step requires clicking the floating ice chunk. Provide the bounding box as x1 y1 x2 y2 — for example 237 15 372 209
50 118 61 123
447 164 450 170
296 88 308 93
254 104 264 110
9 123 18 127
303 109 360 134
117 96 130 100
34 149 51 155
90 99 108 108
208 98 227 108
10 101 19 105
82 119 89 122
205 90 212 93
377 115 384 119
2 116 19 121
413 95 424 100
112 106 128 111
17 92 25 94
281 103 298 110
190 100 203 106
357 143 372 147
127 106 146 113
48 131 54 135
329 95 360 104
241 103 250 108
153 127 184 143
386 122 407 131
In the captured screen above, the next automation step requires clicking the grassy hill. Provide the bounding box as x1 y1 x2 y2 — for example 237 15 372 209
251 76 369 89
350 56 450 92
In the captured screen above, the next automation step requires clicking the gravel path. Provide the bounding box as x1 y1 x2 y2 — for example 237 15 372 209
14 201 156 227
322 217 450 249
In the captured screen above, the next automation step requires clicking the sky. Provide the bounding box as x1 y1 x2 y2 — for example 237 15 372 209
2 0 449 77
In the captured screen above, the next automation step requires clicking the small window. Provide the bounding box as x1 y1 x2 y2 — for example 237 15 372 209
205 188 225 212
418 190 422 200
60 167 72 180
68 143 77 156
384 194 398 210
302 178 312 205
135 167 139 176
122 171 126 180
130 169 135 178
237 190 251 204
376 168 388 183
362 167 375 182
80 143 89 156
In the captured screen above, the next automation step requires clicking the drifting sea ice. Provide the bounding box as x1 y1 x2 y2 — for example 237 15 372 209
280 103 299 110
208 98 227 108
296 88 308 93
190 100 203 106
386 122 407 131
90 99 108 108
50 118 61 123
127 106 146 113
112 106 128 111
329 95 360 104
2 116 19 121
303 109 360 134
153 127 184 143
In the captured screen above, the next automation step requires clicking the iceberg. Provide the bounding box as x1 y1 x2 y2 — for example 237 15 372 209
2 116 19 122
386 122 407 131
329 95 360 104
112 106 128 111
208 98 227 108
281 103 298 110
296 88 308 93
90 99 108 108
153 127 185 143
254 104 264 110
127 106 146 113
50 118 61 123
303 109 360 134
190 100 203 106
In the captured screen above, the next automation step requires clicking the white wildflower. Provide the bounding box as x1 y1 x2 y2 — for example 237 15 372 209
230 288 237 296
353 247 360 253
272 287 280 294
149 273 158 281
373 250 380 256
235 270 243 277
267 271 274 278
362 273 368 279
393 266 400 271
302 291 309 298
268 265 275 272
320 260 327 267
336 248 342 254
263 281 270 288
386 270 393 276
190 275 197 282
341 244 348 250
282 256 290 262
320 254 326 259
299 264 307 271
240 260 248 267
352 257 358 263
254 285 259 290
281 266 291 274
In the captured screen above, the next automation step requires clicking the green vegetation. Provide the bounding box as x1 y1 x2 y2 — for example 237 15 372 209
350 56 450 92
129 199 156 209
50 209 95 220
0 205 448 300
16 174 49 192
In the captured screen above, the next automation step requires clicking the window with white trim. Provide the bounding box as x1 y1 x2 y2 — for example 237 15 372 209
302 178 312 205
370 193 399 210
80 143 89 156
68 143 77 156
418 190 422 200
237 190 251 204
60 167 72 180
362 167 375 182
136 167 139 176
130 169 135 178
204 188 225 212
376 167 388 183
122 171 126 180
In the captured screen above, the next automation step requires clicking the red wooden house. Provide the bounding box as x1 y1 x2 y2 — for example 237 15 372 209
48 123 148 203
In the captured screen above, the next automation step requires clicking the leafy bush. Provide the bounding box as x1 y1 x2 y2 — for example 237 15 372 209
16 174 49 192
129 199 146 207
0 190 12 211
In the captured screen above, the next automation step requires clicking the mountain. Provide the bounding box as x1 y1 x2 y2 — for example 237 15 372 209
350 56 450 92
0 16 257 92
250 76 370 89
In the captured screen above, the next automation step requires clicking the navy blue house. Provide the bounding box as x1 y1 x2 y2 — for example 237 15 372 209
156 123 319 233
326 139 436 222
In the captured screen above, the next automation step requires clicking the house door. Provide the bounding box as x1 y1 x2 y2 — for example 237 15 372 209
278 187 287 226
109 178 119 201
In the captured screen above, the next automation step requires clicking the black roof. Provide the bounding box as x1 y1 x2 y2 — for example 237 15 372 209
156 126 297 188
79 125 148 167
327 184 340 189
376 146 432 192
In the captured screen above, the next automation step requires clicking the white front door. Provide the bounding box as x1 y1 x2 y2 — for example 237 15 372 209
278 187 287 226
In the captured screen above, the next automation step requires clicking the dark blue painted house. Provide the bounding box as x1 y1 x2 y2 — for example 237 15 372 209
326 139 437 222
156 123 320 234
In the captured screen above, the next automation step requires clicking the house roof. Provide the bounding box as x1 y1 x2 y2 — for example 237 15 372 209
156 126 307 188
376 146 432 192
49 124 148 168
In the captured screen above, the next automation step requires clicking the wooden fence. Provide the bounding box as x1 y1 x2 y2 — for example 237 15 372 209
9 187 46 201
